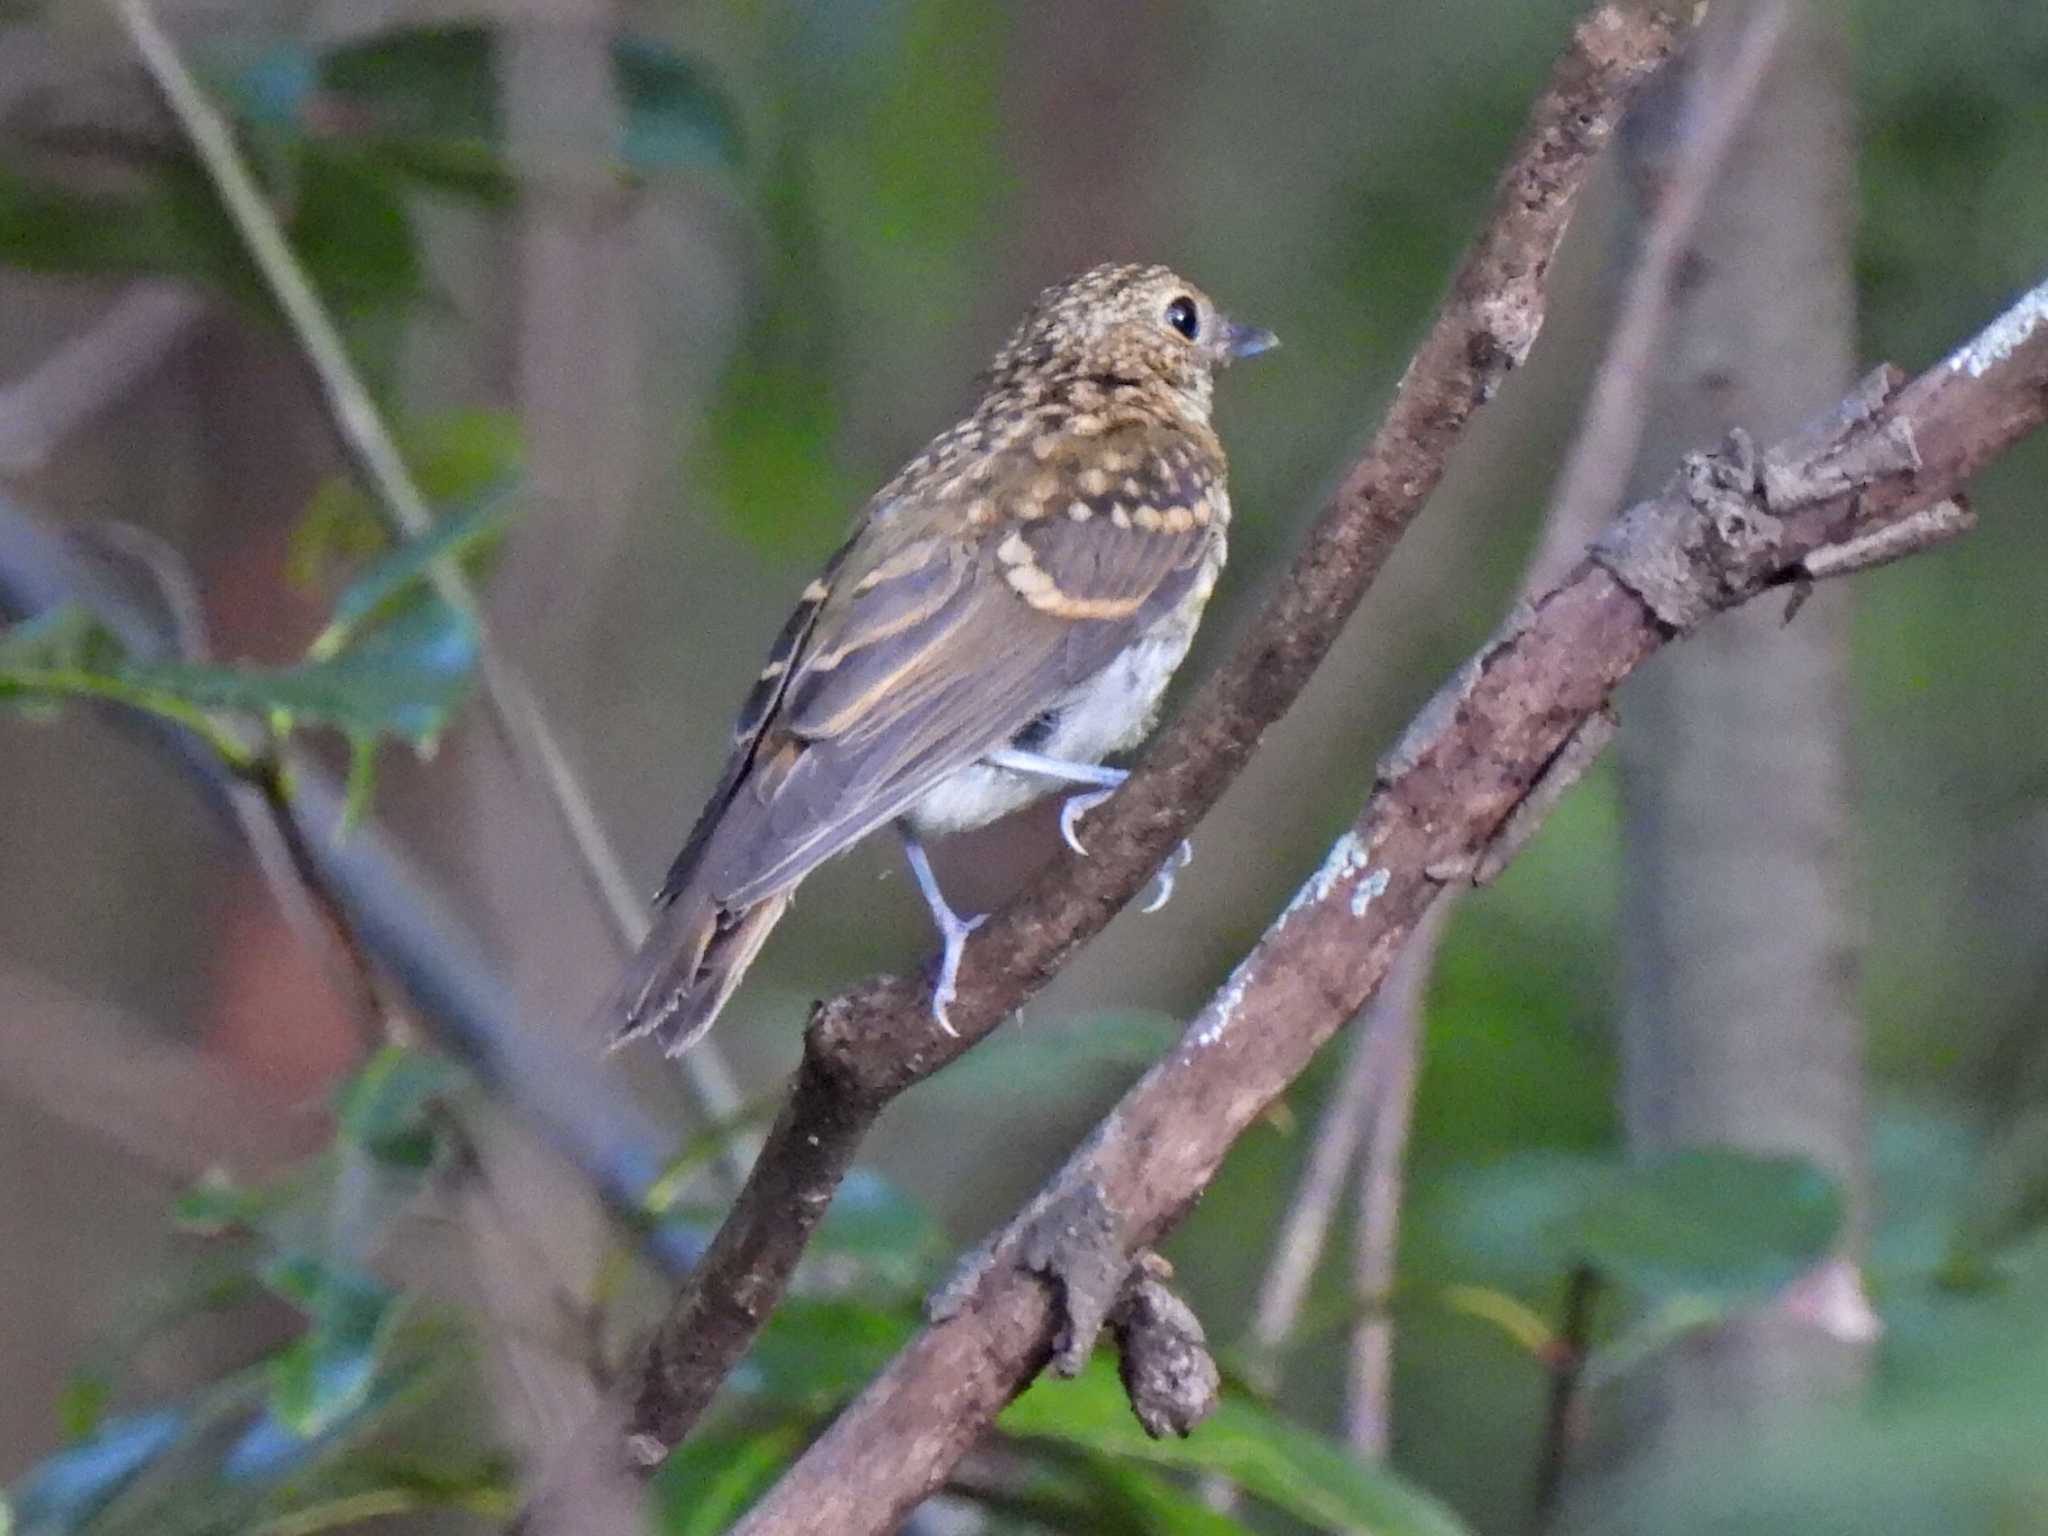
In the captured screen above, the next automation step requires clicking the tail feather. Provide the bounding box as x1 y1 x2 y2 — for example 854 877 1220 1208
610 891 791 1056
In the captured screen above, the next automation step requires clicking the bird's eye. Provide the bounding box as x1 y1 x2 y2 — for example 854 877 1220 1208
1165 295 1200 340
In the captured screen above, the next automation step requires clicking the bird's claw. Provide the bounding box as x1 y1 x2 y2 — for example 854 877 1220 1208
930 909 989 1037
1059 783 1192 913
1059 787 1118 856
1139 839 1194 914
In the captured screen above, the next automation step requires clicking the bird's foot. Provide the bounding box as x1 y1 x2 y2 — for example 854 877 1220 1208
929 905 988 1037
1058 783 1122 855
899 826 987 1037
1139 838 1194 914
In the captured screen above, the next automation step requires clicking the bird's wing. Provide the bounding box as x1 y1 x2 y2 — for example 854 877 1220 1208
671 420 1222 912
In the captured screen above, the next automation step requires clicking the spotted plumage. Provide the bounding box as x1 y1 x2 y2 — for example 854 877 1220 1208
612 263 1274 1053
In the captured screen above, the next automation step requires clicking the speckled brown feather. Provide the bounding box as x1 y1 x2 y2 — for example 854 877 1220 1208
613 264 1262 1052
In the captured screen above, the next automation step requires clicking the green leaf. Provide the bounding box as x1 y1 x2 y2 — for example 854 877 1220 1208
263 1257 401 1439
0 606 259 768
1001 1364 1471 1536
240 26 742 187
334 1046 461 1169
289 408 523 591
813 1169 950 1287
0 604 128 701
615 37 746 171
56 1374 110 1443
133 597 478 749
318 489 513 650
286 147 424 314
0 163 256 299
317 26 498 142
1430 1151 1615 1292
1562 1149 1845 1302
175 1167 285 1236
1068 1457 1260 1535
650 1421 807 1536
928 1011 1181 1105
743 1300 916 1408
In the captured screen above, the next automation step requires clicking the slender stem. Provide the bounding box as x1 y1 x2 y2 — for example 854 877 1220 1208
109 0 750 1168
248 750 399 1049
1531 1264 1600 1534
1345 900 1446 1458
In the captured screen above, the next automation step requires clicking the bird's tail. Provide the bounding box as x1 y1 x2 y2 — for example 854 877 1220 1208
609 888 792 1056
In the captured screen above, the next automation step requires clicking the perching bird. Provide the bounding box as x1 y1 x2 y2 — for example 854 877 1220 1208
612 262 1275 1054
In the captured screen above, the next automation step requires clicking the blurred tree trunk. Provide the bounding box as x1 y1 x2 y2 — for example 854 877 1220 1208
454 0 639 1038
1613 0 1869 1453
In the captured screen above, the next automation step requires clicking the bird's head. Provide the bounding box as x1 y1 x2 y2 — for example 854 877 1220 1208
987 263 1277 416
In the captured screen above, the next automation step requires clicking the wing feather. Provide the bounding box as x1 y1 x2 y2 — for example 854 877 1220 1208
687 421 1221 910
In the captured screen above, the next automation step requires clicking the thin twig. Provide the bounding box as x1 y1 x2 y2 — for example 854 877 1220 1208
1527 0 1794 590
1346 899 1447 1459
1531 1264 1600 1534
107 0 750 1172
0 282 206 473
85 521 393 1049
1326 5 1795 1458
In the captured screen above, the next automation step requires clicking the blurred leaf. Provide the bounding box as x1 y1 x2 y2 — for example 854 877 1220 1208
316 26 498 142
136 598 478 748
0 605 260 768
0 163 255 299
0 604 128 711
262 1257 400 1439
1436 1284 1558 1360
1001 1364 1471 1536
8 1409 182 1533
928 1011 1180 1106
702 122 853 559
289 408 523 591
239 25 741 194
334 1045 461 1169
742 1299 915 1407
54 1377 108 1445
616 37 746 171
642 1095 784 1215
650 1421 806 1536
1064 1456 1259 1535
1433 1148 1845 1306
702 347 852 558
175 1167 288 1237
1429 1151 1614 1293
286 147 423 314
813 1168 949 1286
1563 1149 1845 1302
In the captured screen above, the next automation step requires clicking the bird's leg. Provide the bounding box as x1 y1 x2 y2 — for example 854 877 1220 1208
982 748 1193 911
898 827 986 1037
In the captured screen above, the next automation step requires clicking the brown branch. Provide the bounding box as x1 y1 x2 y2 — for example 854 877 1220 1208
726 280 2048 1535
507 8 1693 1516
1320 4 1795 1461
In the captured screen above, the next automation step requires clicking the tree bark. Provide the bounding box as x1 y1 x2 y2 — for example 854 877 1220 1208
1613 0 1870 1458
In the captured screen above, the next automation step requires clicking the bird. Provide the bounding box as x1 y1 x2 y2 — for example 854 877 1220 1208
611 262 1275 1054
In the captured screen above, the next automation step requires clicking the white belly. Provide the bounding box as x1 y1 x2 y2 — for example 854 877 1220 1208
904 545 1221 836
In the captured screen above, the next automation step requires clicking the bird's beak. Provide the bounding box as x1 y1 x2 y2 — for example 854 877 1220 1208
1224 321 1279 362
